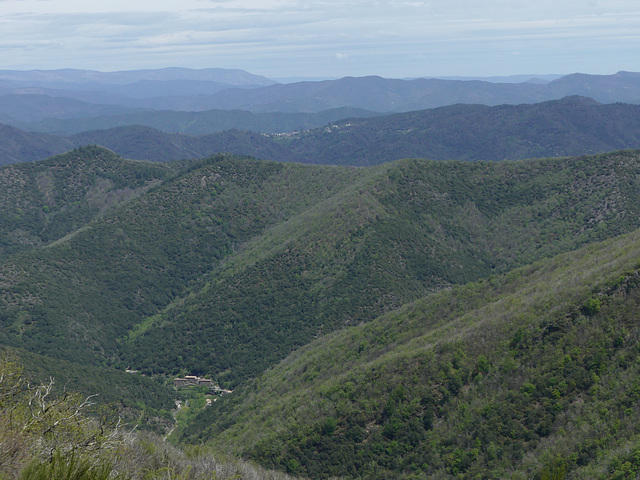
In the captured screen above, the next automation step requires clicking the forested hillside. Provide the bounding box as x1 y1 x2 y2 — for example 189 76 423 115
123 150 640 386
180 226 640 479
0 148 365 367
4 146 640 479
2 147 640 389
0 146 172 257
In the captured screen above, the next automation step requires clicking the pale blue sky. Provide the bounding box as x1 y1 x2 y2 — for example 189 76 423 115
1 0 639 79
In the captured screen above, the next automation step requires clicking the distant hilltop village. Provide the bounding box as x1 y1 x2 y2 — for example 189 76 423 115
173 375 232 394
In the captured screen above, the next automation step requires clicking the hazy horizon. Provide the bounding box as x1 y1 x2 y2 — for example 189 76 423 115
1 1 639 79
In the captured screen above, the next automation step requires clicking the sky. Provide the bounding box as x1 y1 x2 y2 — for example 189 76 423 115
1 0 639 79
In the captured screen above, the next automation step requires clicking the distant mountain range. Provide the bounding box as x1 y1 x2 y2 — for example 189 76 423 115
3 96 640 165
2 69 640 131
18 106 380 136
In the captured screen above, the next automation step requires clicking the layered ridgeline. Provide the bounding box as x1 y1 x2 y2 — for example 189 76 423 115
179 225 640 480
3 147 640 390
0 146 174 258
4 96 640 165
123 149 640 386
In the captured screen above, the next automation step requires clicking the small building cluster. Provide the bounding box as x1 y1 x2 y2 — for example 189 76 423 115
173 375 213 388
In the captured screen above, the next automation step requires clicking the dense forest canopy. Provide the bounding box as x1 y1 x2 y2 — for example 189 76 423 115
3 108 640 477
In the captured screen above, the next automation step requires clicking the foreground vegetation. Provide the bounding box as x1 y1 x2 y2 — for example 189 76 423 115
0 354 300 480
0 345 175 432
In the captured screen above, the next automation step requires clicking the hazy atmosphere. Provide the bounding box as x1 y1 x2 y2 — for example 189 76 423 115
1 0 639 78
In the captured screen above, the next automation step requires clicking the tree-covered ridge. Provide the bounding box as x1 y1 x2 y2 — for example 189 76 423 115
0 150 365 367
0 146 172 258
179 225 640 479
5 146 640 478
3 147 640 416
125 150 640 386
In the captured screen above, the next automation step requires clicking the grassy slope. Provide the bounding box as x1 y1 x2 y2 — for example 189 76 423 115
126 150 640 386
182 225 640 479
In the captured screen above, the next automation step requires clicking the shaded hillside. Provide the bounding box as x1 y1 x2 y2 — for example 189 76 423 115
0 149 365 367
271 96 640 164
0 146 172 258
71 126 210 162
180 226 640 479
0 94 142 124
0 123 73 165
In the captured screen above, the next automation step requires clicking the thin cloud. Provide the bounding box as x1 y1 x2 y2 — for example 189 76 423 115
0 0 638 76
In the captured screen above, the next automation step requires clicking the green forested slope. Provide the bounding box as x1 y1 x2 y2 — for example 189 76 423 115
4 146 640 478
180 226 640 480
0 146 172 258
0 150 365 366
3 148 640 414
125 150 640 386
